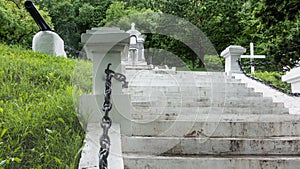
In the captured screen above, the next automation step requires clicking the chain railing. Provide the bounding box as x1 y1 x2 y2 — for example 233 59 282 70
237 59 300 97
98 63 128 169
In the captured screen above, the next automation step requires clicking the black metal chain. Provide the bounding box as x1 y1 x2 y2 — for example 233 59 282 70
237 59 300 97
99 63 128 169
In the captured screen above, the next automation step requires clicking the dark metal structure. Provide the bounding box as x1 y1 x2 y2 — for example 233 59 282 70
24 0 52 31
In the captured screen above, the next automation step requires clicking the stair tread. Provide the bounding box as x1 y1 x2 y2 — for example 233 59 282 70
131 113 300 122
124 153 300 159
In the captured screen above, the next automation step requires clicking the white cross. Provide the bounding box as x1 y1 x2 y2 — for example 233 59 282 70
241 42 265 74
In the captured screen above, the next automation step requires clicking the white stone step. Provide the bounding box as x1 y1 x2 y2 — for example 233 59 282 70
129 81 246 87
130 114 300 137
130 97 283 108
123 136 300 155
131 106 289 116
123 154 300 169
127 85 255 93
127 89 263 97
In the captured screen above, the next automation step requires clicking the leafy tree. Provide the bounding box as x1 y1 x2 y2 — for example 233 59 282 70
0 0 52 47
34 0 112 55
236 0 300 71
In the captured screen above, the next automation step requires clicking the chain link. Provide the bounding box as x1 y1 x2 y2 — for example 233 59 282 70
99 63 128 169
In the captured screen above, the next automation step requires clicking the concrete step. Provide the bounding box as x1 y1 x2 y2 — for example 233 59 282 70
130 114 300 137
131 106 289 116
123 154 300 169
130 97 283 108
129 82 248 88
123 136 300 155
127 72 240 84
127 88 261 99
127 89 263 97
127 85 256 93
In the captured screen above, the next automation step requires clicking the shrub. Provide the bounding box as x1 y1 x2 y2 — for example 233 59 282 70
253 71 291 92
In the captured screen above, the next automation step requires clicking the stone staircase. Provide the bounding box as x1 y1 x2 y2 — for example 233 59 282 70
122 70 300 169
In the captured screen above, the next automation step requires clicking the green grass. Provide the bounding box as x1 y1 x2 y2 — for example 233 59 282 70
0 44 91 168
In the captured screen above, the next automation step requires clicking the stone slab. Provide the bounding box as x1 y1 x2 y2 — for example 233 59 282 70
123 154 300 169
123 136 300 155
130 118 300 137
131 106 288 115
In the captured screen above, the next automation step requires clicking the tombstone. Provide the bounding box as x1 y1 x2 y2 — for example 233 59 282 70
32 31 67 57
78 27 131 169
240 42 265 74
24 0 67 57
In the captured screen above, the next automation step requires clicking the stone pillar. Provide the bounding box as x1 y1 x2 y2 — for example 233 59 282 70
32 31 67 57
80 27 132 133
282 67 300 93
79 27 131 169
221 45 246 76
81 27 130 95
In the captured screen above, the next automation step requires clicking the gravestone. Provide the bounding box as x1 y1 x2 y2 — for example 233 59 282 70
33 31 67 57
24 0 67 57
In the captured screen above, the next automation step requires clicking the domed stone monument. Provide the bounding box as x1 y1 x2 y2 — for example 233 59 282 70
122 23 153 70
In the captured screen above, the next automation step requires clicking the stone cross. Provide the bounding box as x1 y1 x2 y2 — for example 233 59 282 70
241 43 265 74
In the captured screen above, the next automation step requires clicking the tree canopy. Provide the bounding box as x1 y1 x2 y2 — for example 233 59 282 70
1 0 299 71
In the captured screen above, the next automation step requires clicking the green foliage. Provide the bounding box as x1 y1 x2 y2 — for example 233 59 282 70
236 0 300 71
253 71 291 91
0 0 52 48
34 0 112 52
1 0 298 71
0 43 90 168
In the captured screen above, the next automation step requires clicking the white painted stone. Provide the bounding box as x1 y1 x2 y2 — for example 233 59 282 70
125 23 147 66
282 67 300 93
130 117 300 137
233 73 300 114
221 45 246 75
81 27 130 95
124 155 300 169
32 31 67 57
123 136 300 155
78 123 123 169
79 27 131 168
79 94 132 135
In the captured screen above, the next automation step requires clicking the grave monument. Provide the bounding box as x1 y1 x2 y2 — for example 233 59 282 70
25 0 67 57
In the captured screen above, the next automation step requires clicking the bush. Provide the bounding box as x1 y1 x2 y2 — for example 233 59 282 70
253 71 291 92
0 44 91 168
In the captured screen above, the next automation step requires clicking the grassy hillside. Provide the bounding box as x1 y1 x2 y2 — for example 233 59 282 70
0 44 91 168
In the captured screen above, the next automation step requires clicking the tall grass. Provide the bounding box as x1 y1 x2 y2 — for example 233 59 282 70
0 44 90 168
